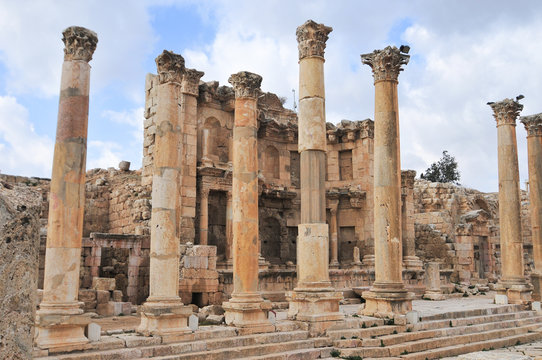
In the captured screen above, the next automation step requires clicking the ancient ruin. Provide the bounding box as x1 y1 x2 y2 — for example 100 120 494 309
2 19 542 359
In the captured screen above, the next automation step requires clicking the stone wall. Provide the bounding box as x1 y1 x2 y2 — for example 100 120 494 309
0 180 42 359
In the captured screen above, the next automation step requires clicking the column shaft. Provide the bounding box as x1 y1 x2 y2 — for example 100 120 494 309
330 207 339 266
226 191 233 263
36 26 97 351
199 190 209 245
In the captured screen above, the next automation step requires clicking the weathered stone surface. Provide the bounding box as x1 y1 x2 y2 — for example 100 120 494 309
0 183 41 359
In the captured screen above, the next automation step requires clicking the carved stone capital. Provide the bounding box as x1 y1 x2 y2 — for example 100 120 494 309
62 26 98 62
155 50 185 84
520 113 542 137
296 20 332 60
489 98 523 127
182 68 204 96
401 170 416 189
361 46 409 82
228 71 262 99
201 188 210 200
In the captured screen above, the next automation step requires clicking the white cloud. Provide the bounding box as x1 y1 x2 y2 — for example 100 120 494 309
0 96 53 177
87 140 123 171
102 107 144 143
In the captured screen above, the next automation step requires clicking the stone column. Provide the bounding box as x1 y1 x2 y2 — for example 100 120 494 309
35 26 97 351
287 20 343 331
423 262 445 300
361 46 412 317
489 98 531 305
521 114 542 300
201 128 213 166
402 170 422 270
199 188 209 245
225 190 233 265
329 199 340 268
222 71 273 334
138 51 192 337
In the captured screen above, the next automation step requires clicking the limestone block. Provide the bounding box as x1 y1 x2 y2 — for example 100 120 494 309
205 314 224 325
96 290 110 304
86 323 101 342
113 302 132 316
189 314 198 331
96 302 115 316
92 277 116 291
495 294 508 305
184 256 208 269
112 290 123 302
79 289 97 302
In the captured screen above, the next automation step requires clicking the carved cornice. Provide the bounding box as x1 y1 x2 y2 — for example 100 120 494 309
489 98 523 127
361 46 409 82
182 68 204 96
296 20 332 60
401 170 416 189
520 113 542 137
228 71 262 99
62 26 98 62
155 50 185 84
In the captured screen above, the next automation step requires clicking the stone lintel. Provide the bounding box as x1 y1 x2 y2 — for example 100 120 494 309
62 26 98 62
361 46 409 82
521 113 542 137
228 71 262 98
489 98 523 127
296 20 332 60
156 50 185 84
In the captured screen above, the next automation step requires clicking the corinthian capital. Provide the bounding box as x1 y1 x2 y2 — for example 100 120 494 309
155 50 185 84
489 98 523 127
296 20 333 60
361 46 409 82
228 71 262 99
520 113 542 137
401 170 416 189
62 26 98 62
182 68 204 96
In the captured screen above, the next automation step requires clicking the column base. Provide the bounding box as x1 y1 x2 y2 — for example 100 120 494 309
531 272 542 302
138 298 192 337
223 295 274 335
403 256 423 271
361 283 413 318
35 302 90 352
362 255 375 269
329 260 340 269
495 280 532 305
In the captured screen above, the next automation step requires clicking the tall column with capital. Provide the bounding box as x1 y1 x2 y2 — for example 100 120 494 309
35 26 97 351
222 71 273 334
401 170 422 270
360 46 412 317
287 20 343 330
199 188 209 245
521 114 542 300
138 51 192 336
489 98 531 304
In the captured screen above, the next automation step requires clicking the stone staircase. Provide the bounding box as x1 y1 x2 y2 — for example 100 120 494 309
35 304 542 360
325 304 542 359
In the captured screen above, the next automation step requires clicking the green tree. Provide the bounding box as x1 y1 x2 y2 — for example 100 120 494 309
420 151 460 184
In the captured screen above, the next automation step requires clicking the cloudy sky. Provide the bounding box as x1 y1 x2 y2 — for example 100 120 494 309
0 0 540 192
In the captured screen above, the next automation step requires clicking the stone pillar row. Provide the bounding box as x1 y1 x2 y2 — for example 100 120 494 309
489 99 531 305
36 26 98 351
360 46 413 317
521 114 542 301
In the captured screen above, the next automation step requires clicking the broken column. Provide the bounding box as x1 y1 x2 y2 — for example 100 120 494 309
35 26 97 351
402 170 422 270
138 51 192 336
361 46 413 317
423 262 445 300
521 113 542 301
222 71 273 334
287 20 343 329
489 98 531 304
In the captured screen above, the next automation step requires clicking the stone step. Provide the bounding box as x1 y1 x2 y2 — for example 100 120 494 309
327 325 403 340
412 310 537 331
400 331 542 360
36 330 309 360
337 322 541 358
151 339 317 360
244 347 333 360
326 316 385 331
419 303 524 321
380 314 542 347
